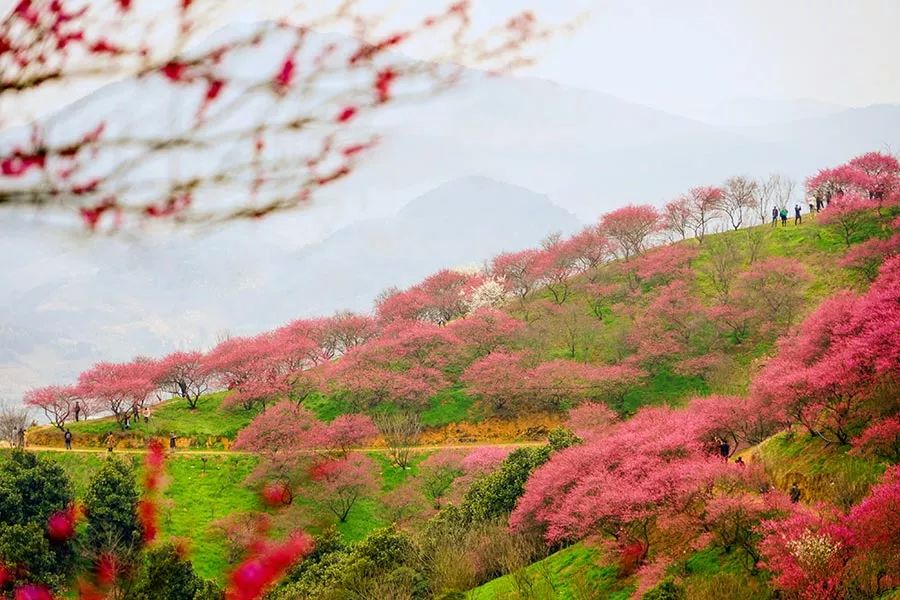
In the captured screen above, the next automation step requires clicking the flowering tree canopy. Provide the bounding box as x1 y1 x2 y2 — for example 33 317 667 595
23 384 80 430
752 256 900 444
599 204 660 260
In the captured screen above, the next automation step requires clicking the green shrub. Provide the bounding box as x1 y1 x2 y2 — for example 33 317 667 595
0 451 75 589
84 458 142 557
129 543 202 600
642 579 685 600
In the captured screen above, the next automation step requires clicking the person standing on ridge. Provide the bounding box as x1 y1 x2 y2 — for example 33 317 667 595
169 432 178 452
794 204 802 225
74 401 81 422
780 207 789 227
64 429 73 450
105 433 115 453
771 206 779 226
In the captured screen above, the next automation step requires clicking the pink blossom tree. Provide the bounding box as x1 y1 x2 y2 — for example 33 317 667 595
599 204 660 260
307 454 378 523
317 312 379 357
839 232 900 282
752 257 900 444
843 465 900 594
662 196 693 241
510 406 733 557
818 193 875 247
565 401 616 442
232 400 319 483
313 414 379 457
629 280 716 366
808 152 899 209
852 416 900 462
720 176 758 230
445 308 525 360
490 248 546 317
326 320 460 410
153 350 210 409
527 360 645 412
539 234 585 304
376 269 481 325
566 224 613 274
460 446 513 476
460 350 530 415
684 185 724 243
734 257 811 328
76 360 157 428
23 385 80 430
419 449 465 506
758 507 853 600
628 243 697 289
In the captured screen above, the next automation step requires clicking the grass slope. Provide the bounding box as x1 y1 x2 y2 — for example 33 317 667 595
468 543 633 600
34 391 256 448
748 431 888 508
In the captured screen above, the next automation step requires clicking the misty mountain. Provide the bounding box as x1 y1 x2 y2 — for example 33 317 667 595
688 97 847 128
273 176 583 309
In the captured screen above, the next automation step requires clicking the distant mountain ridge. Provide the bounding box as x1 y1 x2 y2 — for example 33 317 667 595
279 176 583 309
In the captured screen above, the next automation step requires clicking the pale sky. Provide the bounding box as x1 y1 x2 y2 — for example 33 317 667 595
4 0 899 120
502 0 900 113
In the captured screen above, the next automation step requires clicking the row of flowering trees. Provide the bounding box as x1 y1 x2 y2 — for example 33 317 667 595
26 151 899 428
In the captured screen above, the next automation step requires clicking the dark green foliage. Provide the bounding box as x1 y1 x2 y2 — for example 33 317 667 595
271 527 426 600
642 579 685 600
0 451 74 589
84 457 142 557
0 450 73 526
0 523 62 588
547 426 582 451
280 528 347 588
459 445 552 523
192 579 224 600
128 543 202 600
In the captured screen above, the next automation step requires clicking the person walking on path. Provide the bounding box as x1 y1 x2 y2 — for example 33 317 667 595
169 432 178 452
794 204 802 225
771 206 779 227
718 437 730 460
143 406 151 424
16 427 25 449
789 482 801 504
64 429 72 450
780 207 789 227
105 433 116 453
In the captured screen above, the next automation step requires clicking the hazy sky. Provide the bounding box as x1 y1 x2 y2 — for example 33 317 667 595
4 0 899 121
505 0 900 113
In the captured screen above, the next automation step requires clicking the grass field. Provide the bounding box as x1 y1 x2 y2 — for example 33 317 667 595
468 543 633 600
749 431 887 508
1 447 440 582
38 391 257 448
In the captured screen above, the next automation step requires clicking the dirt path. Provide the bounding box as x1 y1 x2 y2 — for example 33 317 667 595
22 440 544 456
